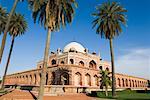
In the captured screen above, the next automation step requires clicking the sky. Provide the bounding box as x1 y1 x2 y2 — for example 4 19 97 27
0 0 150 80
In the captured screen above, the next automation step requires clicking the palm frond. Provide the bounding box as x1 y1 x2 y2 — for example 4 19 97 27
100 70 111 87
28 0 77 31
0 6 7 34
9 13 28 37
92 1 127 39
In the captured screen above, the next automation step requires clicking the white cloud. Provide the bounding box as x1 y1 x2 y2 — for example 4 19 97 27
115 48 150 80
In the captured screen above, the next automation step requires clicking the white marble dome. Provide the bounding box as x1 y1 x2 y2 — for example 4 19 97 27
63 42 86 53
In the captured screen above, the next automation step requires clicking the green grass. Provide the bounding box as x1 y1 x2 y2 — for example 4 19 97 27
95 90 150 100
0 89 8 94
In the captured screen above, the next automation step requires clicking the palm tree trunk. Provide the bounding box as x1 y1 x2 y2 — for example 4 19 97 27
0 0 18 63
109 39 116 97
1 36 15 89
38 28 51 100
105 86 108 96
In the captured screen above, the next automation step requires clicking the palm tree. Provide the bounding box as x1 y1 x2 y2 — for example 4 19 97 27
28 0 77 99
92 1 127 97
1 13 27 90
0 6 7 34
100 70 111 96
0 0 19 63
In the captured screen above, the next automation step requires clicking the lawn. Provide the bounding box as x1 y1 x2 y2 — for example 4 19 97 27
0 89 8 96
93 89 150 100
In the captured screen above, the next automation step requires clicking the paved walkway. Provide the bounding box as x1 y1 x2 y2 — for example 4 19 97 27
0 89 101 100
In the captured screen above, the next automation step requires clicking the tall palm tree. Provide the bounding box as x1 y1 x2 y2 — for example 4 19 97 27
92 1 127 97
0 0 19 63
1 13 27 89
0 6 7 34
28 0 77 99
100 70 111 96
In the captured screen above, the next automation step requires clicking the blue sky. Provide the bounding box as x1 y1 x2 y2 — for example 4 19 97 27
0 0 150 79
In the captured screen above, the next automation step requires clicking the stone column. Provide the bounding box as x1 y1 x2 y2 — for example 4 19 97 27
20 76 22 84
21 76 23 84
82 73 85 86
127 79 130 88
32 74 35 85
28 75 31 85
47 72 52 85
25 75 28 85
132 80 134 87
116 78 119 88
71 71 75 85
22 76 24 84
91 74 94 86
69 71 72 85
12 77 14 84
120 78 122 88
35 73 39 85
18 76 21 84
36 73 41 85
123 79 125 88
138 81 140 87
34 74 37 85
135 80 137 87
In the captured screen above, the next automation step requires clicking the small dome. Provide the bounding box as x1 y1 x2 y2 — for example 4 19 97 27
63 42 86 53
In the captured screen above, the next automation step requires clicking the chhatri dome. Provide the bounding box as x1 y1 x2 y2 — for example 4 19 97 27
63 41 86 53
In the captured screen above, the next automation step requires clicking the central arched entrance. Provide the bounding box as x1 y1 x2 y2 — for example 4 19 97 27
61 72 69 85
51 68 70 85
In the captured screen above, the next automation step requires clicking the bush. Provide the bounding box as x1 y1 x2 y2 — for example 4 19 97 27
90 89 150 99
20 86 33 91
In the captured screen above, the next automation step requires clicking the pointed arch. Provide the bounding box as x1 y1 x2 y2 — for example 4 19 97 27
60 72 69 85
60 61 65 64
94 75 99 86
75 72 82 86
106 67 109 72
118 78 121 87
132 80 134 87
122 78 125 87
51 59 56 65
85 73 91 86
79 61 84 67
70 59 74 64
126 79 128 87
89 60 96 69
45 73 48 85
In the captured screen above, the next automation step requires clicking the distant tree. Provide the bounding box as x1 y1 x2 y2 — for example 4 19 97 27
28 0 77 99
0 0 23 63
0 6 7 34
1 13 27 90
92 1 127 97
100 70 111 96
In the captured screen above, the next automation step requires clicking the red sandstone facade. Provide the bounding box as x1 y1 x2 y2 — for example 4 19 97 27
4 42 148 93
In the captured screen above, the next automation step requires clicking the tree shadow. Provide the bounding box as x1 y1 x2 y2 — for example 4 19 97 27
0 88 14 97
29 90 37 100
